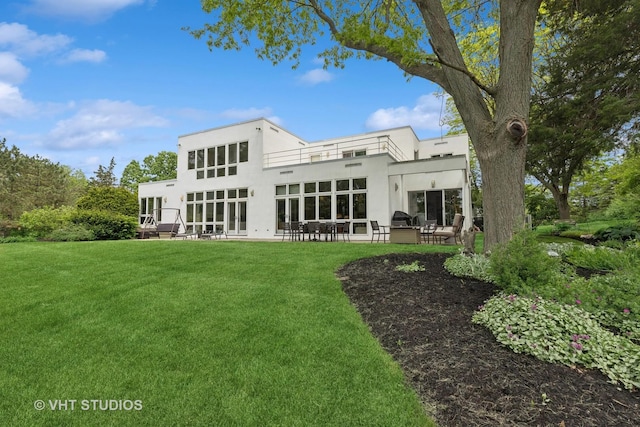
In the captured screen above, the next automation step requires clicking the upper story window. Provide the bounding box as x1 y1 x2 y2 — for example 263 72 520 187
188 141 249 179
342 149 366 158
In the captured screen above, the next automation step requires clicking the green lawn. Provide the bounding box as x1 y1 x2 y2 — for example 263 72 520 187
0 240 457 426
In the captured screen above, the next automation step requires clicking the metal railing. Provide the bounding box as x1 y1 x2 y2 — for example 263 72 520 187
263 135 409 168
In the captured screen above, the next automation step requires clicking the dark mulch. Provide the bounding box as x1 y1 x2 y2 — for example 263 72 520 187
338 253 639 427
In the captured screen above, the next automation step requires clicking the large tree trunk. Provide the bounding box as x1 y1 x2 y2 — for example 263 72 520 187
475 130 527 252
417 0 536 252
549 187 571 220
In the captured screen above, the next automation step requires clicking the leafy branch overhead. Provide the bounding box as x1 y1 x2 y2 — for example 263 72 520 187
188 0 498 100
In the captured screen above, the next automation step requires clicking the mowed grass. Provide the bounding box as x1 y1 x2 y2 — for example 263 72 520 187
0 240 455 426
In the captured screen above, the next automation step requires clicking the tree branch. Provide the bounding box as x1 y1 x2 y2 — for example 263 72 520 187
306 0 451 91
428 39 496 96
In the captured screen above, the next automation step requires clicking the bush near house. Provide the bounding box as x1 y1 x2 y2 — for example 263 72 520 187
19 206 76 239
14 187 139 242
70 209 137 240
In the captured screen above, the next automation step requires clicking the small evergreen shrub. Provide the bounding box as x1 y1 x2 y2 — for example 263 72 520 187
71 209 137 240
488 229 566 296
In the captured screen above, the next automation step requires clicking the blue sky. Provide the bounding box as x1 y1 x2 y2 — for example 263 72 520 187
0 0 446 178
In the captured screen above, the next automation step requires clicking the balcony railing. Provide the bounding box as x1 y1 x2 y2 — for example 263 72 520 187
263 135 409 168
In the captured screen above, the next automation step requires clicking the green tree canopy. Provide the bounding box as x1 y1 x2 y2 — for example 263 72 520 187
120 151 178 193
89 158 118 187
76 187 139 217
527 0 640 219
0 139 88 220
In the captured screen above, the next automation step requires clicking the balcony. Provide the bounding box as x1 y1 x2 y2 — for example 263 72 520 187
262 135 409 168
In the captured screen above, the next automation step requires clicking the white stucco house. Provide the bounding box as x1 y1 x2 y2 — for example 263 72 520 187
138 118 473 240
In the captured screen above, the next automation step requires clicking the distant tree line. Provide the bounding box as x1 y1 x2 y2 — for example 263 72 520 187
1 137 177 240
0 138 87 221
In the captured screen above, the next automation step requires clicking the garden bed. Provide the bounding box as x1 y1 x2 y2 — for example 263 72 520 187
339 253 639 426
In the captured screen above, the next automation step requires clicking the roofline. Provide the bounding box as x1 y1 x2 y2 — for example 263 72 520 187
178 118 467 146
178 117 303 140
419 132 469 143
309 125 421 145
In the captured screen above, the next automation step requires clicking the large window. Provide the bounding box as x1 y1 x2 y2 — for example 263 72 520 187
304 180 332 221
276 178 367 234
139 197 162 224
409 188 462 226
186 188 248 234
188 140 248 180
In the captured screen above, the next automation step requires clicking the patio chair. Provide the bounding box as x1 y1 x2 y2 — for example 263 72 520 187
336 221 350 242
282 222 293 241
307 221 321 241
420 220 438 244
370 220 390 243
432 214 465 244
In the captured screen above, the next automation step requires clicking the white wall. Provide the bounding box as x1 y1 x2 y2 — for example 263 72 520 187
418 134 469 159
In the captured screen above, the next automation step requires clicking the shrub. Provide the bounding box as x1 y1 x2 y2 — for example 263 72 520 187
552 221 574 235
488 229 566 296
0 218 21 237
444 253 494 283
585 272 640 339
46 224 95 242
565 245 636 272
473 294 640 390
71 209 137 240
0 236 37 244
19 206 75 238
76 187 138 216
593 223 640 242
605 195 640 221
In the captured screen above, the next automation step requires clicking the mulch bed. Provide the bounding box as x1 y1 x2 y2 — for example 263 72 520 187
338 252 639 427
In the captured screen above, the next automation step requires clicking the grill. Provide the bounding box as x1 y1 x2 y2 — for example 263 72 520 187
391 210 412 227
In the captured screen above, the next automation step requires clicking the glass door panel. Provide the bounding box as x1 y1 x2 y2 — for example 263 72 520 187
426 190 443 225
227 202 236 232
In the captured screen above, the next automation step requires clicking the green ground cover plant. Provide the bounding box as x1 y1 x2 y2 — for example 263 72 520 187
445 230 640 389
0 240 452 427
395 260 425 272
472 294 640 390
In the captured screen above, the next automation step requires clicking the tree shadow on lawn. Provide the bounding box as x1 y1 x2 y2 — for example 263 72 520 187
338 253 639 427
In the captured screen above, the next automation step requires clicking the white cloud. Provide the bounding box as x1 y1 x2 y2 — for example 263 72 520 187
365 94 449 132
24 0 146 21
0 52 29 84
61 48 107 64
0 82 35 118
0 22 72 57
46 99 169 149
297 68 334 85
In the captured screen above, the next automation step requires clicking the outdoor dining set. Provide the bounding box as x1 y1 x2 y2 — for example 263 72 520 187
281 221 351 242
281 212 465 244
